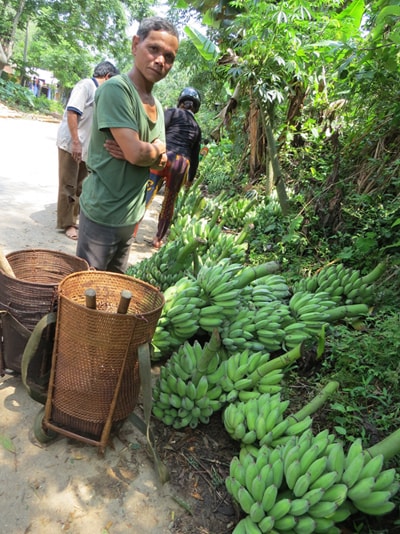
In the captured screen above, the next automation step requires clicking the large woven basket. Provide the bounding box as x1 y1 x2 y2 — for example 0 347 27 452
0 249 90 374
44 271 164 443
0 249 90 331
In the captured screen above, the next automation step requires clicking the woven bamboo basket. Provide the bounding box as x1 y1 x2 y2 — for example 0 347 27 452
0 249 90 331
44 271 164 446
0 249 90 374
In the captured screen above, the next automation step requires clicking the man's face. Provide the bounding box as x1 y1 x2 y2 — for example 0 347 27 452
132 30 179 84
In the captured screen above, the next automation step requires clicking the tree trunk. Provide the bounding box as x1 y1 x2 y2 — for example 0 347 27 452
262 105 290 215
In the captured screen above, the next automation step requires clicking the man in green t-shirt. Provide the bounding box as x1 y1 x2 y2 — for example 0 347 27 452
76 17 179 272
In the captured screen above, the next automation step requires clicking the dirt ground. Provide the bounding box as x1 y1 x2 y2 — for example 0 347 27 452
0 104 237 534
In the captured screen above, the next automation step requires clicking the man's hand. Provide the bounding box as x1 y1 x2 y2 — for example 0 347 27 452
104 139 125 160
150 139 167 169
71 139 83 162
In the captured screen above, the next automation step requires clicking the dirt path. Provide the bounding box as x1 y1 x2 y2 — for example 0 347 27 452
0 108 183 534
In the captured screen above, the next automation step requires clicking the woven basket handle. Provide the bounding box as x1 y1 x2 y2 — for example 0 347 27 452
21 312 56 404
0 246 16 278
128 343 170 485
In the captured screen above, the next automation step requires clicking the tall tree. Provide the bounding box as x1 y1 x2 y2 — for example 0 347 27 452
0 0 155 76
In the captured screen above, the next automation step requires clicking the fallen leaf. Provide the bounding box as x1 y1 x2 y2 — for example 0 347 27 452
0 433 16 453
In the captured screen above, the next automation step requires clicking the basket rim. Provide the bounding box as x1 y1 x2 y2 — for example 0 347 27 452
58 270 165 316
2 248 90 287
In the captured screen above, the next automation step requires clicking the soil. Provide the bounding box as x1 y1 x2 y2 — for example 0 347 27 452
0 103 238 534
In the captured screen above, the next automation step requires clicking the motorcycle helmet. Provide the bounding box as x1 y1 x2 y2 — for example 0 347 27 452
177 87 201 113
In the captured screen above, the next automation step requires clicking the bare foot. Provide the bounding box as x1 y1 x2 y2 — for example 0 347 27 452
65 225 79 240
152 238 163 249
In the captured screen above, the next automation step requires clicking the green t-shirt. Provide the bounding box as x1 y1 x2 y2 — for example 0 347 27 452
80 73 165 227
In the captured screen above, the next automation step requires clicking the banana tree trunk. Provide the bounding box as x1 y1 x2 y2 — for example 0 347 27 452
261 105 290 215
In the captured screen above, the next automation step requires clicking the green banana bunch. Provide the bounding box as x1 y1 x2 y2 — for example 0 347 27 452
288 290 337 322
252 300 291 353
218 194 257 230
340 438 400 516
223 392 289 444
196 258 243 297
250 274 291 302
228 427 400 534
226 431 344 534
151 277 205 358
152 339 225 429
292 261 386 308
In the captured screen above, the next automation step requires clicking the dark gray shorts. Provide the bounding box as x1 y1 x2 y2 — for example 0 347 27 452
76 211 136 273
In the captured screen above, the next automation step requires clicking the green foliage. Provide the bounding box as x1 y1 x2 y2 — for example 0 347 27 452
0 77 63 114
319 312 400 444
197 138 239 194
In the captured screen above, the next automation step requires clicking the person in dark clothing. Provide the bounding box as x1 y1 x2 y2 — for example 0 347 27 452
105 86 202 249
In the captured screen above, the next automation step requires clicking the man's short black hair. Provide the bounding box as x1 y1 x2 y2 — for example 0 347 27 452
93 61 119 78
136 17 179 42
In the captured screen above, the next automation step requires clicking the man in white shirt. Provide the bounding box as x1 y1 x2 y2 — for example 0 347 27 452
56 61 119 240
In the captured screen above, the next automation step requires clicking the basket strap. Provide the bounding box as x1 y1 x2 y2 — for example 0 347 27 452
21 312 56 405
128 343 170 485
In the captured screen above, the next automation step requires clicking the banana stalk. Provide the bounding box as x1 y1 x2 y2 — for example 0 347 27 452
360 260 388 285
209 206 222 228
325 304 369 322
248 342 303 382
286 381 340 424
196 329 221 375
366 427 400 461
176 236 206 264
235 224 251 245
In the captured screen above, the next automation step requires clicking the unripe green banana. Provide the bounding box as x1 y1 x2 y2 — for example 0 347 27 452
308 499 338 519
271 457 285 488
230 457 245 483
273 514 296 531
308 456 328 486
290 497 310 516
299 444 321 475
254 414 266 441
268 497 292 520
245 460 259 492
285 459 302 490
181 396 194 411
293 515 316 533
195 375 209 399
257 515 275 534
235 377 254 391
261 483 279 513
354 500 395 516
329 501 353 522
373 467 397 491
293 472 312 498
237 486 256 514
302 487 325 507
231 422 246 441
351 489 392 511
326 442 345 479
359 453 384 480
285 415 313 436
310 470 339 492
239 390 261 402
347 476 375 502
344 438 364 469
342 452 365 488
152 405 165 420
249 500 266 524
322 483 348 507
250 474 266 504
313 517 337 533
242 430 257 445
